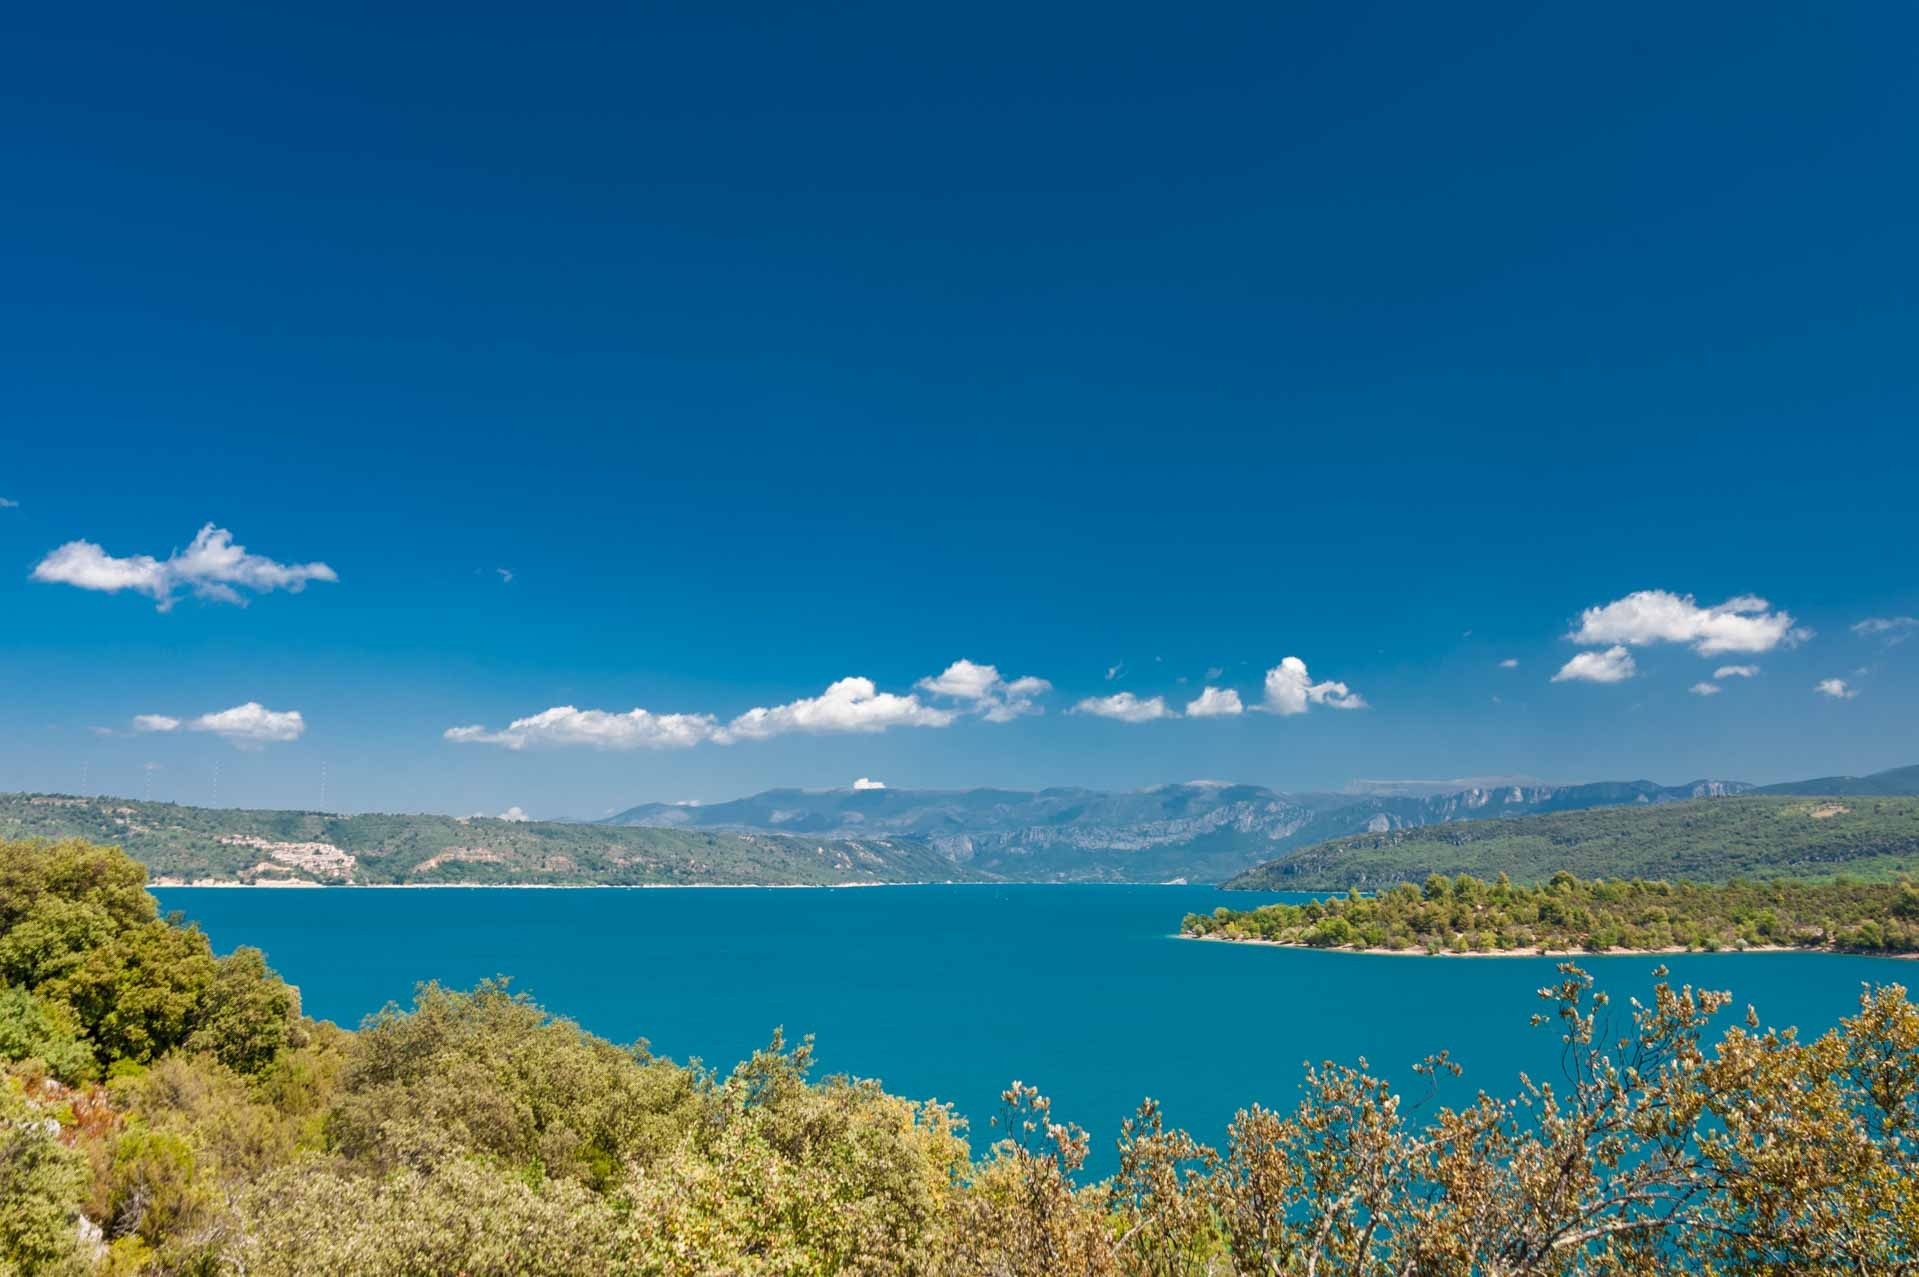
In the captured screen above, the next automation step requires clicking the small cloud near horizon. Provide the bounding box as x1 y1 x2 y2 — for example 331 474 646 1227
1071 692 1175 723
1854 616 1917 646
1553 646 1636 684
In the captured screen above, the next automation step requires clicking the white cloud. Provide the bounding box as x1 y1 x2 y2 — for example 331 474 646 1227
447 664 1053 752
1105 663 1124 681
1568 590 1805 656
1854 616 1918 646
1688 682 1722 696
1713 665 1760 679
915 659 1051 722
497 568 514 584
445 706 724 751
1815 678 1858 700
1070 692 1175 723
499 806 530 822
852 777 887 790
0 497 17 508
1261 657 1368 715
188 702 306 747
32 524 337 611
1204 666 1224 680
1552 646 1637 684
132 714 181 733
1498 658 1519 669
1184 687 1244 717
727 677 954 740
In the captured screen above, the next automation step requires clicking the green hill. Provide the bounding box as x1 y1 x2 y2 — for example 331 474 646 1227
1223 795 1919 890
1755 764 1919 796
0 792 979 886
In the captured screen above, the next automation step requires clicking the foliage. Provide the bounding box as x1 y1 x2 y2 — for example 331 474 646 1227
11 837 1919 1273
0 840 300 1072
325 977 702 1186
1227 795 1919 890
0 1075 94 1276
0 986 95 1085
1187 872 1919 953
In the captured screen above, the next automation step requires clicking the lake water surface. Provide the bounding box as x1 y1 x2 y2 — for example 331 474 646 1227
158 884 1909 1176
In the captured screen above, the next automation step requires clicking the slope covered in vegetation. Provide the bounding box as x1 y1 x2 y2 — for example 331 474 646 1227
9 837 1919 1272
0 793 976 885
1187 872 1919 954
1225 795 1919 890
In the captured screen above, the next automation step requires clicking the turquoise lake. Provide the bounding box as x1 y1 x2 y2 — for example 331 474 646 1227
157 884 1912 1176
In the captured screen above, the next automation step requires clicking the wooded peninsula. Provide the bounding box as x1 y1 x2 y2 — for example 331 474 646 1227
1186 872 1919 954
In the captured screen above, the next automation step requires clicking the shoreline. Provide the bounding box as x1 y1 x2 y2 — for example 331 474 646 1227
145 878 1221 890
1177 933 1910 959
150 879 920 890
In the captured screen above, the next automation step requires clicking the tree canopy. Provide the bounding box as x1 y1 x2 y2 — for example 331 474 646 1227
1188 873 1919 954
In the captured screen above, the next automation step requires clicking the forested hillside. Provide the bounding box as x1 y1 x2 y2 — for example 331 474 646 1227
0 793 974 886
1225 796 1919 890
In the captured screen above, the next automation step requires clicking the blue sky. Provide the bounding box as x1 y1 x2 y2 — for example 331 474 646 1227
3 1 1915 817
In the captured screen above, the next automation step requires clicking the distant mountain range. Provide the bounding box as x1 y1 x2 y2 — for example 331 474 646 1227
603 774 1767 883
7 764 1910 888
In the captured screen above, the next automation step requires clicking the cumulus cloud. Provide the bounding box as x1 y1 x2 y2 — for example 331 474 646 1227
727 677 955 740
446 663 1054 751
32 524 337 611
1498 658 1519 669
1552 646 1637 684
1105 663 1124 681
1204 666 1224 680
852 777 887 790
1854 616 1918 646
1815 678 1858 700
0 497 17 509
1261 657 1367 715
1184 687 1244 717
445 706 724 751
1568 590 1805 656
132 714 181 733
1070 692 1175 723
1688 682 1722 696
188 702 306 747
915 659 1051 722
1713 665 1760 679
